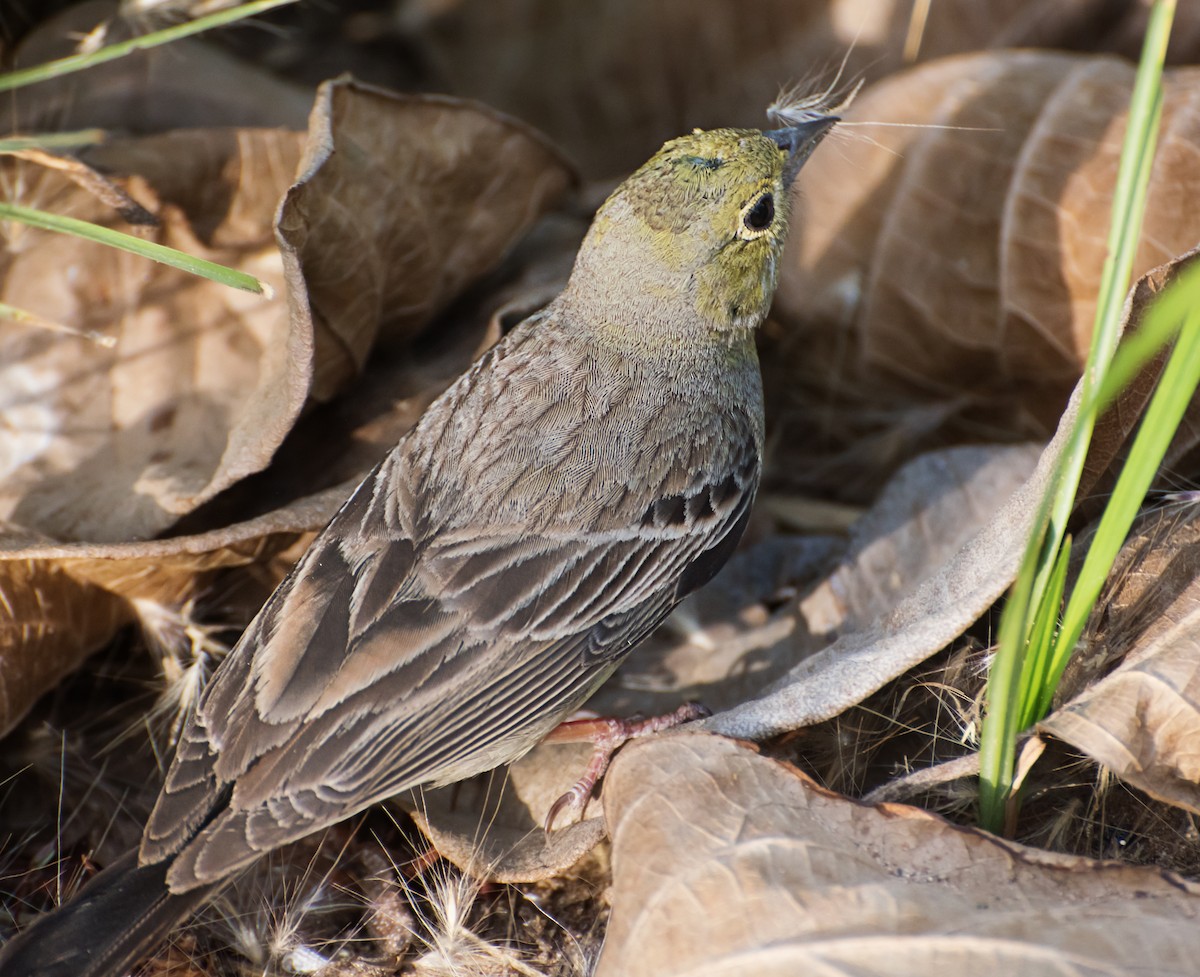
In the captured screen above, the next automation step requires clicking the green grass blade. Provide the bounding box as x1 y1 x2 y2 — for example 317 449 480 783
978 502 1056 828
1036 24 1167 602
1042 298 1200 718
0 130 107 152
977 0 1175 832
1019 536 1072 729
0 202 271 295
0 0 297 93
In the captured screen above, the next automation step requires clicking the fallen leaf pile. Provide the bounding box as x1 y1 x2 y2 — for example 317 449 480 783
4 2 1200 975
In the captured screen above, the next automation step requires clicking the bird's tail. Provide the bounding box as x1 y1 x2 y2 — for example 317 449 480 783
0 850 214 977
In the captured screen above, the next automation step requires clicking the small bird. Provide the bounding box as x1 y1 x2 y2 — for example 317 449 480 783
0 116 835 977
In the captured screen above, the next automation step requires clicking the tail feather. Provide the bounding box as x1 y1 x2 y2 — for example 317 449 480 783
0 851 214 977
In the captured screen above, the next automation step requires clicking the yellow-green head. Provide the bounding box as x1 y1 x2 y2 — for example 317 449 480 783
563 120 835 346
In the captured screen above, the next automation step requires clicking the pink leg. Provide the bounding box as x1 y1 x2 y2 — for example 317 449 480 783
543 702 710 830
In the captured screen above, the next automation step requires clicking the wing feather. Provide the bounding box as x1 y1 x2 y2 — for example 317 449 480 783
146 324 762 890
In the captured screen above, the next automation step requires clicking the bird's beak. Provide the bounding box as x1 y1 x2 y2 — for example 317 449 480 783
765 116 838 187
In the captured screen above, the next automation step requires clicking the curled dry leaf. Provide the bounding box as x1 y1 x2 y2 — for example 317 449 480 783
780 51 1200 428
0 136 310 543
599 732 1200 977
0 481 353 736
801 444 1041 635
1041 506 1200 814
0 553 130 741
277 78 576 398
0 2 321 542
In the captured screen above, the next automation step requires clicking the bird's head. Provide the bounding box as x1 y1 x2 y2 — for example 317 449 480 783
564 119 836 343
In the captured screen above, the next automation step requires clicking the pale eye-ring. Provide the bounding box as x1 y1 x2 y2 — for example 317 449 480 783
741 192 775 234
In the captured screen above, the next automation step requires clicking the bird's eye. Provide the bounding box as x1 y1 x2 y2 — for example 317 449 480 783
743 192 774 233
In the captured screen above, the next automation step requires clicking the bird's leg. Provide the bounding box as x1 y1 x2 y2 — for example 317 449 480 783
543 701 710 830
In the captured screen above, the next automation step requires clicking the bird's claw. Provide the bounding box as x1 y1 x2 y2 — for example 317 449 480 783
543 701 711 831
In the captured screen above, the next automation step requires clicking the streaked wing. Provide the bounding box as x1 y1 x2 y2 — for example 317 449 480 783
143 332 760 887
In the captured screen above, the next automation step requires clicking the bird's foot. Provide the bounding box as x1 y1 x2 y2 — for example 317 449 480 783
542 701 710 830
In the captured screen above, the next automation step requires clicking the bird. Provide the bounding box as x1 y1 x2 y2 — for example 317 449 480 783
0 115 836 977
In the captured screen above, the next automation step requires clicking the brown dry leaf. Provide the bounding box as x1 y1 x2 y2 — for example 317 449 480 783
780 52 1200 428
0 137 310 543
778 52 986 333
801 444 1041 635
1002 61 1200 384
277 78 576 398
0 6 324 546
598 732 1200 977
1040 507 1200 814
0 481 353 736
0 554 131 739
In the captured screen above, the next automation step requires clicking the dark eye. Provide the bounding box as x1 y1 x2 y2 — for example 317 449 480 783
743 192 774 232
